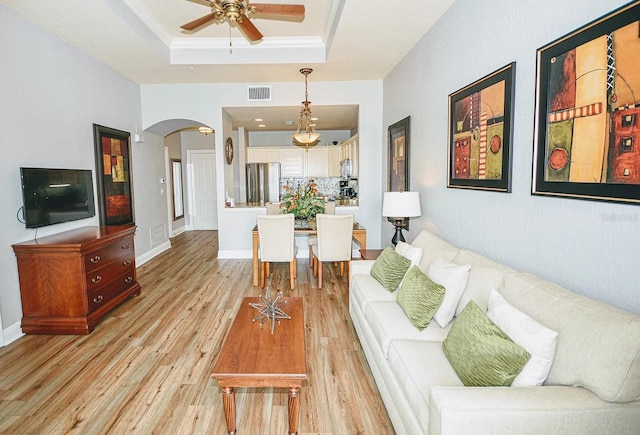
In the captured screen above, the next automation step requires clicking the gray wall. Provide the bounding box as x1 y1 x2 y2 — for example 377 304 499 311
383 0 639 314
0 6 168 331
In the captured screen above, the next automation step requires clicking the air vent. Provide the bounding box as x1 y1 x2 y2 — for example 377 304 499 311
247 85 271 101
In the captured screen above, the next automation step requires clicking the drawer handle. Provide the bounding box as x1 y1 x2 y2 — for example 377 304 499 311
91 275 102 284
124 276 133 284
121 243 130 249
90 255 101 264
93 295 104 304
123 260 132 266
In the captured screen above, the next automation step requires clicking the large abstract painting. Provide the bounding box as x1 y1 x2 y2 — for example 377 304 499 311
448 63 515 192
93 124 134 226
533 1 640 204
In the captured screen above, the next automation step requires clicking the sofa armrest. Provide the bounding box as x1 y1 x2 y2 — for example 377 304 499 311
350 259 375 277
429 386 640 435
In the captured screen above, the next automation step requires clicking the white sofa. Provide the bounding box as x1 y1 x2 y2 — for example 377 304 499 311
349 230 640 435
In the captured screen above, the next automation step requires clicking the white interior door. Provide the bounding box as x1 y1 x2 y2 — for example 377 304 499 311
189 151 217 230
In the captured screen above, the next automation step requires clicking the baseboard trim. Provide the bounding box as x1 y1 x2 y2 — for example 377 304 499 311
136 241 172 266
2 322 25 346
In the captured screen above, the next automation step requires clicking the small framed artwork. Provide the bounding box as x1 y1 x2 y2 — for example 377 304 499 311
448 63 515 192
388 116 410 192
93 124 135 226
532 1 640 204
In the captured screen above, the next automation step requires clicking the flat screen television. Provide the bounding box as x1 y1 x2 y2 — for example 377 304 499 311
20 167 96 229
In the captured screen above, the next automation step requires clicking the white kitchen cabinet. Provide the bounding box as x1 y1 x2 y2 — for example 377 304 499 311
247 147 281 163
280 148 305 176
328 146 343 177
306 148 329 177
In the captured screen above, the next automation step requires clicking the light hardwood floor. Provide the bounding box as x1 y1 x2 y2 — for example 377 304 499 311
0 231 393 434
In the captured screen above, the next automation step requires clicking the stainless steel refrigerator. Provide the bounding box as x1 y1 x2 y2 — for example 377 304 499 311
246 162 281 204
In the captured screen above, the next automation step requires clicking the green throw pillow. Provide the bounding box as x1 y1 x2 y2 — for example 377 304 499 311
397 266 445 331
442 301 531 387
371 247 411 292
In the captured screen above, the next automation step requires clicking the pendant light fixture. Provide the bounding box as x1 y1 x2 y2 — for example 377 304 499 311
292 68 320 148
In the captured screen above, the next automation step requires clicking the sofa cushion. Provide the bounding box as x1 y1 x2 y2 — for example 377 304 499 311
350 273 397 314
388 340 463 431
443 301 531 387
371 247 411 291
397 266 445 331
411 231 460 274
453 250 509 316
428 257 471 327
501 273 640 403
365 301 452 358
487 289 558 387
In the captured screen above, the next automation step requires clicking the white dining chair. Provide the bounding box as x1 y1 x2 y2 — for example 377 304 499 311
257 214 298 290
308 201 335 265
311 213 354 290
265 202 282 215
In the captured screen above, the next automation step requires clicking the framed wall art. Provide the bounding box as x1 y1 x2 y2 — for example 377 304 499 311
387 116 411 229
93 124 135 226
388 116 410 192
448 62 515 192
532 1 640 204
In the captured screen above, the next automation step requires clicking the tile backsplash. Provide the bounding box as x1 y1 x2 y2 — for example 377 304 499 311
281 177 357 200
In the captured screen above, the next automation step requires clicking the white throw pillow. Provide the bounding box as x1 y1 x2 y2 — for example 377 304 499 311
487 289 558 387
429 257 470 327
395 241 423 287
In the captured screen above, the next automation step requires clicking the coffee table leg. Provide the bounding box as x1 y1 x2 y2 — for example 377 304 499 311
288 387 300 435
222 387 236 435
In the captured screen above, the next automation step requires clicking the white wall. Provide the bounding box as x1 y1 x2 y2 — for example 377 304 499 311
141 80 384 257
0 6 168 335
383 0 639 314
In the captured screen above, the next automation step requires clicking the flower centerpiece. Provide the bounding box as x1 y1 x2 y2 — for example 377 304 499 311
281 182 326 221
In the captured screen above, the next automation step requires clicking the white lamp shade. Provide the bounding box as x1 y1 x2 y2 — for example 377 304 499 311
382 191 421 218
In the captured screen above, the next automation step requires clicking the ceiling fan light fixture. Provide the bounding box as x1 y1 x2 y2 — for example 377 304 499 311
293 68 320 149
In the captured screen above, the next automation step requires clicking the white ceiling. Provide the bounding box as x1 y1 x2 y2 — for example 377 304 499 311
2 0 455 131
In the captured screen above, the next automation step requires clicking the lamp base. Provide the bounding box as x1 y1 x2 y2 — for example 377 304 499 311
391 218 406 246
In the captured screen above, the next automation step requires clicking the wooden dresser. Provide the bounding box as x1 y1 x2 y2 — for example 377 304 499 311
12 225 141 335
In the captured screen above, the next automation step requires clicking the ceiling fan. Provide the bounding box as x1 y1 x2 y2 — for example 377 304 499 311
181 0 305 42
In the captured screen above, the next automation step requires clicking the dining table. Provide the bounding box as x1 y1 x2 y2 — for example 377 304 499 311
251 222 366 287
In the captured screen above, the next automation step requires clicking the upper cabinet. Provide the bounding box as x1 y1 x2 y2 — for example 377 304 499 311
306 148 329 177
328 146 343 177
247 147 280 163
245 136 358 178
280 148 305 177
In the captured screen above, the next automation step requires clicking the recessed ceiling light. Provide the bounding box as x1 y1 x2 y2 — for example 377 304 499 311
311 117 318 121
258 124 266 128
255 118 263 122
284 120 294 126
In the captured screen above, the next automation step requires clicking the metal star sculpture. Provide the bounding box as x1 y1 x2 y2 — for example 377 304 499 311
249 287 290 334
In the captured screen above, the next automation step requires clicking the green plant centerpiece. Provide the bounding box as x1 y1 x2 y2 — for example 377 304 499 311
281 182 326 221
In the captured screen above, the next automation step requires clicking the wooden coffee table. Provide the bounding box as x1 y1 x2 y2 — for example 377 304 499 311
212 296 307 434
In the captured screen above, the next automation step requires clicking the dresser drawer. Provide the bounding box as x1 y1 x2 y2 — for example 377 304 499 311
85 254 135 293
87 270 137 313
84 236 134 272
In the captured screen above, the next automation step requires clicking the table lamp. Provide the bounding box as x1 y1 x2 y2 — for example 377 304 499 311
382 191 421 245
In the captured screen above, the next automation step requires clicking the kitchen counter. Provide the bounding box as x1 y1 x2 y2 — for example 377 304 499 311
227 200 358 209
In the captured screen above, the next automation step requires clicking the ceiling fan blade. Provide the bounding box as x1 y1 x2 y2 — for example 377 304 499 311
252 4 305 21
237 16 264 42
181 12 218 31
